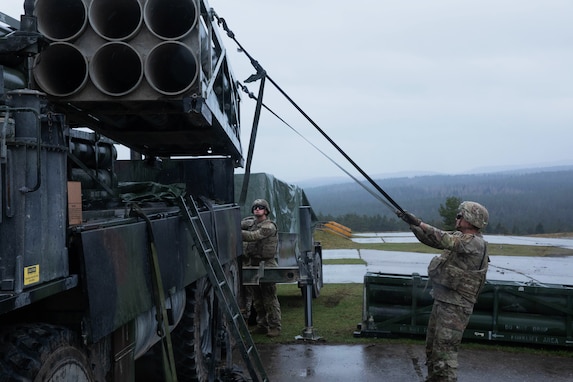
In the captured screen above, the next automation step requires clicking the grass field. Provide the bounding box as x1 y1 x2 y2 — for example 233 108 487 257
251 283 573 358
249 283 365 345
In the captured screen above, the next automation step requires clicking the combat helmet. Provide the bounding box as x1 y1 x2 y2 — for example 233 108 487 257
459 201 489 229
251 198 270 214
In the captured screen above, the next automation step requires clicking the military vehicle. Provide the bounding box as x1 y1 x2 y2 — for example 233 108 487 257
0 0 324 380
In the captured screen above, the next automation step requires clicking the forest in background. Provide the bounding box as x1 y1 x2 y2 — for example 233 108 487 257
304 167 573 234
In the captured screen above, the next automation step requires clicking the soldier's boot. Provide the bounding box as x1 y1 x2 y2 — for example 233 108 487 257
267 328 281 338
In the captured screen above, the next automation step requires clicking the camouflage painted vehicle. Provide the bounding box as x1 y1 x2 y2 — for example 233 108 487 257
0 1 269 380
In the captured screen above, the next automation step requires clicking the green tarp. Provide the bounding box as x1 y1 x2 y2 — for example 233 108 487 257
234 173 315 234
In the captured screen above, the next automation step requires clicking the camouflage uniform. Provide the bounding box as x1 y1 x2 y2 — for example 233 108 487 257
241 215 281 335
411 223 488 382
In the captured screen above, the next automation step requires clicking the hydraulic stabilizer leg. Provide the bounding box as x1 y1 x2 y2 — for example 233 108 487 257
295 251 321 341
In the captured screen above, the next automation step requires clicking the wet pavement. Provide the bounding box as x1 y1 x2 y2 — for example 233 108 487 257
257 342 573 382
137 341 573 381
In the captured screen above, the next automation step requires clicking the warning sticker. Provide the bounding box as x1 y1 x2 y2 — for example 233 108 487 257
24 265 40 286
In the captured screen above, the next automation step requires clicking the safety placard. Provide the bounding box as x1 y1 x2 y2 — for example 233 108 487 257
24 265 40 286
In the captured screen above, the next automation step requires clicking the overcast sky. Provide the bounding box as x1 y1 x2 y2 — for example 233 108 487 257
4 1 573 184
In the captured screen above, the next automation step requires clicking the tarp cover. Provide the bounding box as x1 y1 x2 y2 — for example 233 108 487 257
234 173 316 234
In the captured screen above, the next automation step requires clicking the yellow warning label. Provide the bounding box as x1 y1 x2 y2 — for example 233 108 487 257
24 265 40 286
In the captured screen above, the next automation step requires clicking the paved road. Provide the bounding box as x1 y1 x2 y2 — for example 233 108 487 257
256 342 573 382
323 232 573 284
136 340 573 381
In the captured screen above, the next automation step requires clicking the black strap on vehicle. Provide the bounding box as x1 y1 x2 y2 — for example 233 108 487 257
131 204 178 382
239 74 266 206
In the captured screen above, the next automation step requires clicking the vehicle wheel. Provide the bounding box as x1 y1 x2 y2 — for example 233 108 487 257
171 277 215 382
222 259 249 382
223 258 240 349
312 251 323 298
0 324 95 381
171 261 245 382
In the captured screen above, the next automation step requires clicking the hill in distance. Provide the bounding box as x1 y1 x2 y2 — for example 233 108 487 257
301 165 573 235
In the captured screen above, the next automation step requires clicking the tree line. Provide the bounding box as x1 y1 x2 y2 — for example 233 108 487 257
316 197 548 234
307 168 573 234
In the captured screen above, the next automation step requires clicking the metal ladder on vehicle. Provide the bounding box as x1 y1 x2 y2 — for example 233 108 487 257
178 195 269 382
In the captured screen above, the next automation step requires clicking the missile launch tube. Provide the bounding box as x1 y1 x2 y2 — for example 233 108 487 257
145 41 198 96
34 0 87 41
90 42 143 97
33 42 88 97
88 0 143 41
144 0 198 40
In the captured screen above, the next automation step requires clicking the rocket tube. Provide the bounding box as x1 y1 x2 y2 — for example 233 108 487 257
33 43 88 97
145 41 198 95
143 0 198 40
35 0 87 41
88 0 143 41
90 42 144 96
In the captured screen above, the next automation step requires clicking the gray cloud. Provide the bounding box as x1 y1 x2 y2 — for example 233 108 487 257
3 0 572 184
212 0 573 183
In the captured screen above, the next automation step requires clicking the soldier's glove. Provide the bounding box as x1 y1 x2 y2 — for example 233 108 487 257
396 210 421 226
241 217 255 230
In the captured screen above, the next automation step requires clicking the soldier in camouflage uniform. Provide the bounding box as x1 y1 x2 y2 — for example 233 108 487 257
397 201 489 382
241 199 282 337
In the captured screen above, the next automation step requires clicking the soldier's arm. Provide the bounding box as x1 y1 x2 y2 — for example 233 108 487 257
242 222 277 242
412 222 456 250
